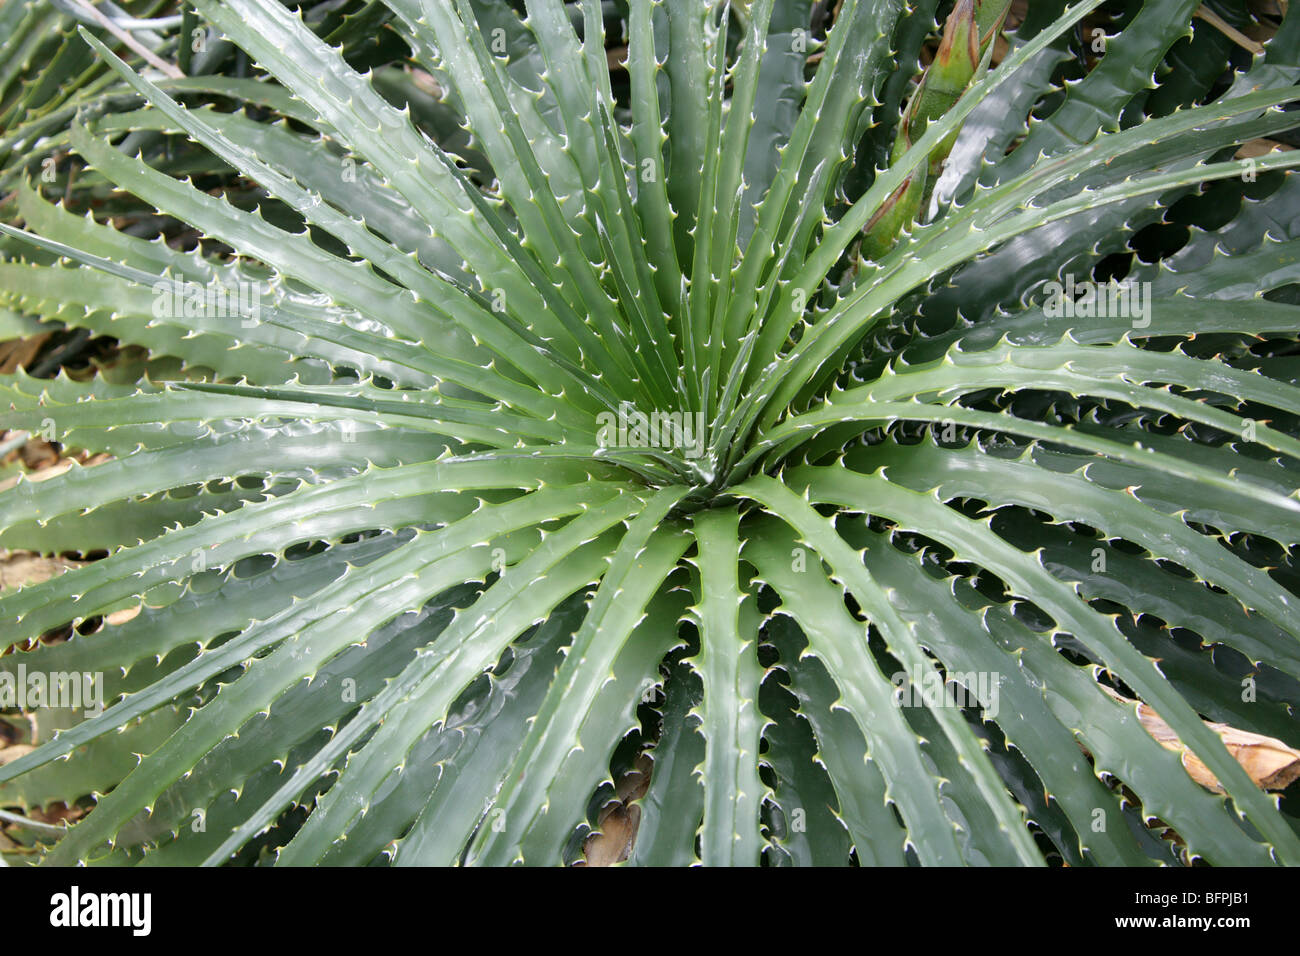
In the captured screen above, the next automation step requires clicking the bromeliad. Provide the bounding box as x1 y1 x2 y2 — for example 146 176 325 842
1 0 1299 867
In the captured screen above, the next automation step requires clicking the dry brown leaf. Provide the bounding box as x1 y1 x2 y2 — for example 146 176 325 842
615 753 653 804
29 801 85 827
105 604 143 626
1101 685 1300 792
19 438 60 471
0 744 35 767
0 334 51 375
1237 138 1295 159
0 551 84 591
580 804 642 867
409 69 442 98
1195 5 1267 53
579 753 652 866
0 449 113 494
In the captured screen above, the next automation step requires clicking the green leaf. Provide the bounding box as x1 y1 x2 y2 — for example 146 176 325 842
466 488 691 864
787 464 1300 864
687 506 767 865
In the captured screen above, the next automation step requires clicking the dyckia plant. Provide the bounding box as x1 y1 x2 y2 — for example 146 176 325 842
3 0 1300 867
